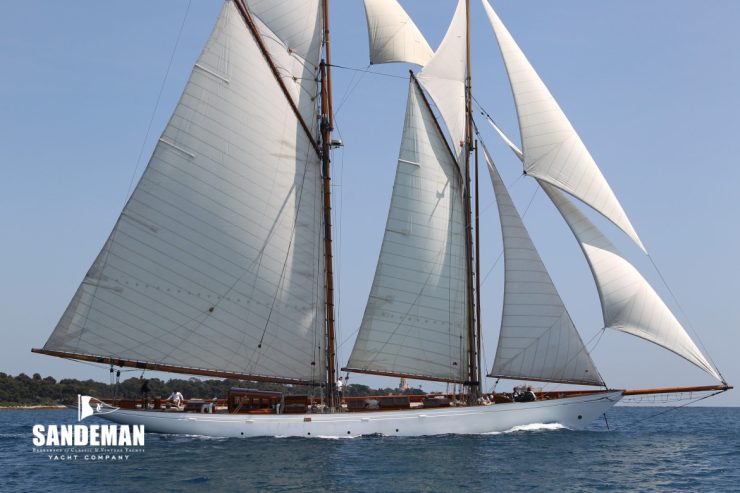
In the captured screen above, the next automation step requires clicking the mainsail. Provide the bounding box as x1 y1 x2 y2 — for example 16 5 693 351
541 183 722 382
485 148 603 386
481 0 646 253
364 0 433 66
418 0 467 165
345 80 469 382
41 1 328 384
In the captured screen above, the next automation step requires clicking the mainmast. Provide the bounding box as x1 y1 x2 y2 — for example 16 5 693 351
320 0 338 410
463 0 481 399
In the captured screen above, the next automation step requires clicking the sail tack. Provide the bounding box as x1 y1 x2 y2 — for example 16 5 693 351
486 150 603 386
541 183 722 381
363 0 433 66
345 80 469 383
43 1 327 384
481 0 645 253
418 0 467 164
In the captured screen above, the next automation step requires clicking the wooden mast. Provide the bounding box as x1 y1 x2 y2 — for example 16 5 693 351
462 0 480 399
320 0 338 410
474 140 483 394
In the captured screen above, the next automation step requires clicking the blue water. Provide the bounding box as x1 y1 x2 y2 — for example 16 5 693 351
1 407 738 492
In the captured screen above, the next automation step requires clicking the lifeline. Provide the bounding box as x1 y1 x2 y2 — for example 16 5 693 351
32 424 145 447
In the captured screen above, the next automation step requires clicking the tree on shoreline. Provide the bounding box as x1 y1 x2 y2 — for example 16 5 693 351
0 372 422 406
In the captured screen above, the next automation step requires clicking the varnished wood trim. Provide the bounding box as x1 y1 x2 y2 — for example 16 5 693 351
621 384 732 396
32 348 320 386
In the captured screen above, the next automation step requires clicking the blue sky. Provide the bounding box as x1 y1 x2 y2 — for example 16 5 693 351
1 1 738 405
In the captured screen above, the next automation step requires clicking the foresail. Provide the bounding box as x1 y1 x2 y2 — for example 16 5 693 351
541 183 722 381
485 149 603 386
345 81 468 382
418 0 467 165
43 1 327 384
481 0 646 253
364 0 433 66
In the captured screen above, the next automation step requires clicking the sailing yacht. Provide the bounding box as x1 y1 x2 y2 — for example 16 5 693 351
33 0 730 437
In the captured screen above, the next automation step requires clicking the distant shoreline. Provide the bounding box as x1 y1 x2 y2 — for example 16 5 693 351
0 405 67 410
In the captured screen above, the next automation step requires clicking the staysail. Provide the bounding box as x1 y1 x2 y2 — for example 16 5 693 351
485 148 603 386
541 183 722 381
41 1 328 384
418 0 467 165
364 0 433 66
345 80 469 382
481 0 645 253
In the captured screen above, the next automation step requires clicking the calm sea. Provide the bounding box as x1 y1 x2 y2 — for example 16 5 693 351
1 407 738 492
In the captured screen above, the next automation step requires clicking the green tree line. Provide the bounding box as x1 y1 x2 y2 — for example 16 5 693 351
0 372 423 406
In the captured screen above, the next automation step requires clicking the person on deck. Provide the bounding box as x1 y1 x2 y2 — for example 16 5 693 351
165 391 184 408
337 377 344 400
140 378 150 409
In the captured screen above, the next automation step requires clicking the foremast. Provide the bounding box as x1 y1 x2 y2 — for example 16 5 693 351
462 0 482 400
319 0 339 410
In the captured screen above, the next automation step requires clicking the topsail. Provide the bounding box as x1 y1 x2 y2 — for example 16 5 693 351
482 0 645 253
363 0 433 66
418 0 467 165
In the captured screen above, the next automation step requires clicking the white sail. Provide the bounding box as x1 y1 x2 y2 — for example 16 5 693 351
247 0 322 61
541 183 722 381
418 0 467 164
346 80 469 382
485 150 603 386
363 0 433 66
481 0 645 253
43 1 328 384
484 114 523 161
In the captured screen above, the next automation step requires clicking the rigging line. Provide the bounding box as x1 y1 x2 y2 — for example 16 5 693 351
334 65 370 116
611 390 725 431
476 126 539 288
480 186 539 286
646 253 726 382
328 63 410 80
538 328 606 392
538 329 607 391
125 0 192 202
234 0 321 157
332 136 347 359
472 96 497 127
71 0 192 351
245 124 316 375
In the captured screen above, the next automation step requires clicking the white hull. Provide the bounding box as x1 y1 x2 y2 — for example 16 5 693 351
98 391 622 438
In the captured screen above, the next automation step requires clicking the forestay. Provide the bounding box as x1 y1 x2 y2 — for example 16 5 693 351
42 0 328 384
541 183 722 381
363 0 433 66
482 0 645 253
485 148 603 386
345 81 469 383
418 0 467 165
